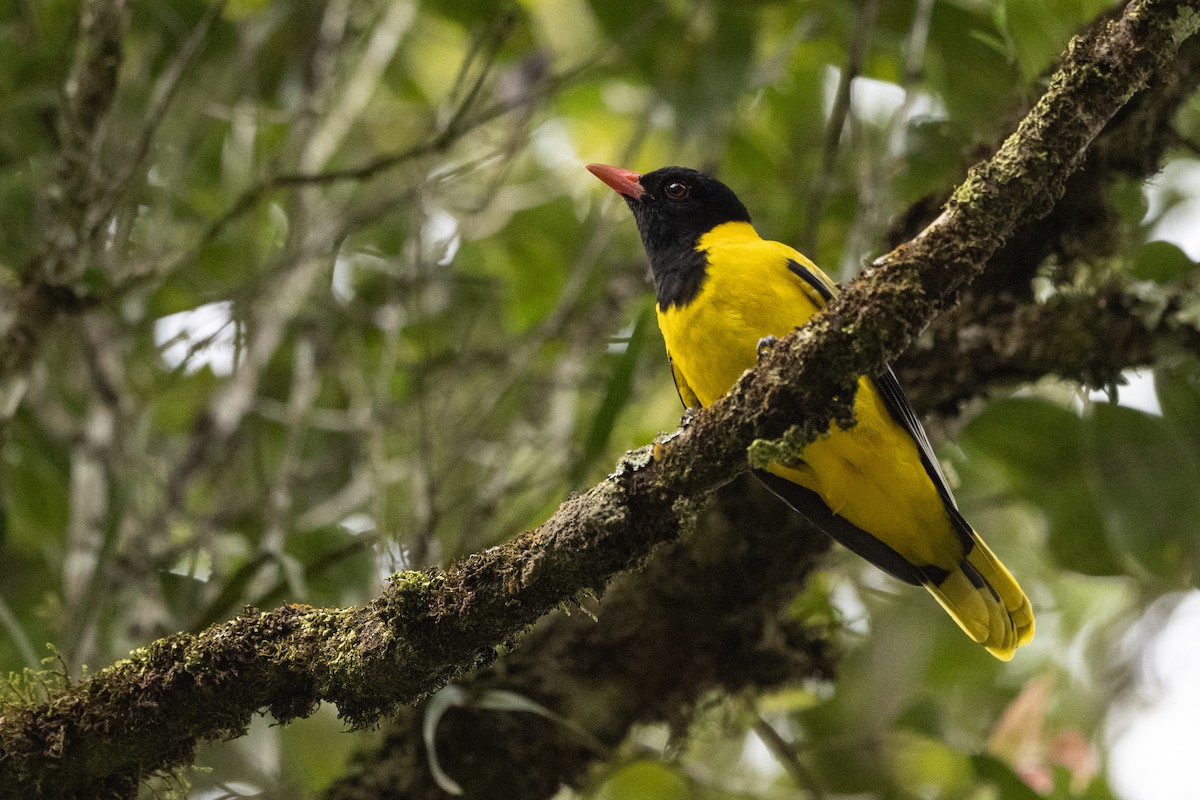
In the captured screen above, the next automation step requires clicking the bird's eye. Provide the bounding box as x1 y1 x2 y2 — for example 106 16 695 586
664 181 690 201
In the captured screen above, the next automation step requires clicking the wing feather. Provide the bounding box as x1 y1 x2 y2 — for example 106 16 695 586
670 356 701 409
785 258 973 547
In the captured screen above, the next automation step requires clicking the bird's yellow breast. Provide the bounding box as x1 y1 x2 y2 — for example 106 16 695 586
656 223 824 403
656 222 957 568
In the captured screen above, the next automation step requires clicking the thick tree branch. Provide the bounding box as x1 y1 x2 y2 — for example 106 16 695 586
322 6 1200 796
324 477 835 800
1 1 1197 797
890 28 1200 411
324 280 1200 800
900 283 1200 412
885 30 1200 352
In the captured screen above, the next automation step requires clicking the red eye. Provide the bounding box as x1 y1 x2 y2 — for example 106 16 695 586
664 181 690 200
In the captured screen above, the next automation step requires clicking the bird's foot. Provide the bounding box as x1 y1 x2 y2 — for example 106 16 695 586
653 408 700 460
756 335 778 361
679 406 700 427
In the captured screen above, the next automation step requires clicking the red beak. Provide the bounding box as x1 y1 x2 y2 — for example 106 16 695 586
586 163 645 200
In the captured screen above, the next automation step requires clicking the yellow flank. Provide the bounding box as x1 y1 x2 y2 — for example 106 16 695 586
657 221 1033 659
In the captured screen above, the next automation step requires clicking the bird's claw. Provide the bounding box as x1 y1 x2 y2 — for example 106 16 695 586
756 335 778 361
653 408 700 460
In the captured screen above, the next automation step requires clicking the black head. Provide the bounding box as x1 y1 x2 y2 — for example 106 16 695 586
587 164 752 308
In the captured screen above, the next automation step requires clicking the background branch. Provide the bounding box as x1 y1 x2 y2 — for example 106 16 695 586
0 0 127 398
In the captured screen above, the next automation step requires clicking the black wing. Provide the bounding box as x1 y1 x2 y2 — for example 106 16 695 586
773 259 976 564
787 257 958 512
870 366 956 509
753 468 934 585
869 365 978 554
669 355 701 409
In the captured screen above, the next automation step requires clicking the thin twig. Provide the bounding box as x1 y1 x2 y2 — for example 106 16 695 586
98 0 229 227
801 0 881 256
150 29 614 288
753 712 828 800
301 1 418 171
839 0 935 275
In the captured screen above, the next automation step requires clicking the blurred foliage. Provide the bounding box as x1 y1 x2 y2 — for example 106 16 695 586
2 0 1200 797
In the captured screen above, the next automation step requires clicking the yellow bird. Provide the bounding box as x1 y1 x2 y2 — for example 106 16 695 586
588 163 1033 659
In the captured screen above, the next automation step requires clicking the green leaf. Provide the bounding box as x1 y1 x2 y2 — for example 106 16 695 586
4 412 71 556
1080 773 1122 800
160 571 208 623
960 399 1082 480
1131 240 1196 283
959 398 1120 576
188 553 272 632
151 367 220 434
571 302 655 485
889 731 974 794
971 754 1043 800
277 705 359 793
476 689 608 753
585 0 652 38
592 760 692 800
1001 0 1113 82
458 198 581 333
1084 403 1200 577
927 3 1020 129
1156 361 1200 450
423 685 470 795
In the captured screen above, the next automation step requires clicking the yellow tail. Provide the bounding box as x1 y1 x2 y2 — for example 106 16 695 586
924 533 1035 660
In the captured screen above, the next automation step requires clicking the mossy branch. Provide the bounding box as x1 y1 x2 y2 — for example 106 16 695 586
900 283 1200 412
324 476 836 800
325 6 1200 796
1 1 1197 797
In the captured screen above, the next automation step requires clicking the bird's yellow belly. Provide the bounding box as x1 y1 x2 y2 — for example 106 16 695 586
659 276 955 568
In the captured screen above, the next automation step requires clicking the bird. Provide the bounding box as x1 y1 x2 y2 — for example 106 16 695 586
587 163 1034 660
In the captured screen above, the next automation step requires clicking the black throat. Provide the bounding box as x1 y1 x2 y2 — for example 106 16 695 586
619 166 752 311
644 232 710 310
